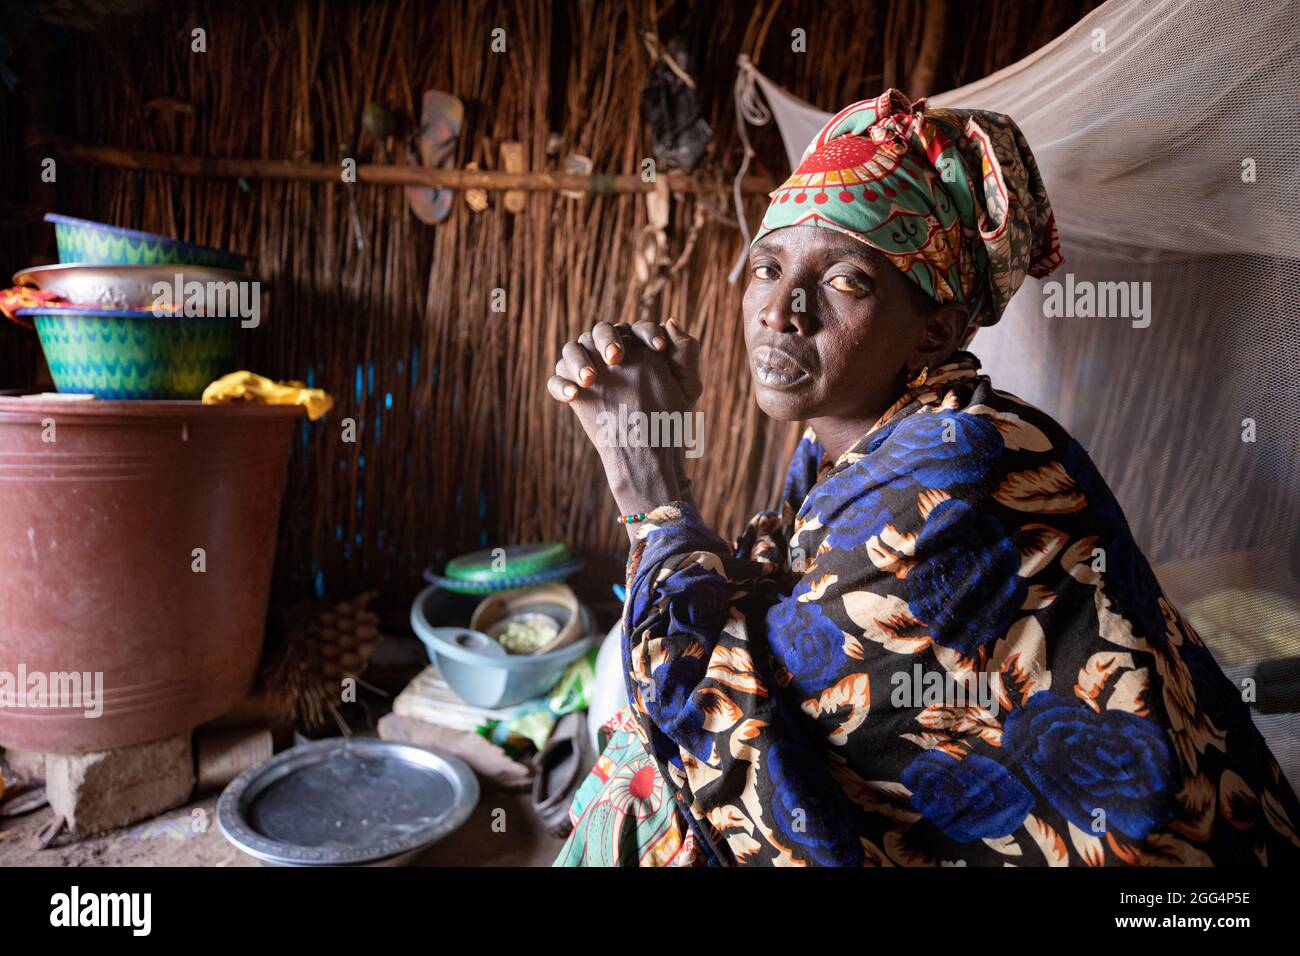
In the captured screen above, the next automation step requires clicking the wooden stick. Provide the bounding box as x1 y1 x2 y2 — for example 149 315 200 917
908 0 947 99
54 142 776 194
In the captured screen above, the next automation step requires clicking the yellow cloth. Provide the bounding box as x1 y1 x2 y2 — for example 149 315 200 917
201 371 334 421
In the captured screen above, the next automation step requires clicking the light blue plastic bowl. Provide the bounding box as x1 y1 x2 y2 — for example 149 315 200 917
410 585 595 709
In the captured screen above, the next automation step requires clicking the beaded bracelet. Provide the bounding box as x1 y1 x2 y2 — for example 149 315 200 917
615 512 648 525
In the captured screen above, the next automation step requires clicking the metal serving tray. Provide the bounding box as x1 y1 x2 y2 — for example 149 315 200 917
216 738 479 866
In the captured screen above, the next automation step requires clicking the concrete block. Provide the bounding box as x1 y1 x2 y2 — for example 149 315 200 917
46 734 194 835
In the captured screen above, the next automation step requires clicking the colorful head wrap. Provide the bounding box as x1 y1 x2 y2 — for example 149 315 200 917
753 89 1063 329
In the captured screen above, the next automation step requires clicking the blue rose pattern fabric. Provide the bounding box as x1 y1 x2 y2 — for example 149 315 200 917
597 353 1300 866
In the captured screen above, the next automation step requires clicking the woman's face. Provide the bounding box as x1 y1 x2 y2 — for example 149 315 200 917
742 225 944 423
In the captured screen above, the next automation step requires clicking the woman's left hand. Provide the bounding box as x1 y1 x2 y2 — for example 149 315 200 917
546 319 699 528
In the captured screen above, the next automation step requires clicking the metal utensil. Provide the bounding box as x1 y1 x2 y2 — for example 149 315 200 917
216 738 479 866
14 263 253 311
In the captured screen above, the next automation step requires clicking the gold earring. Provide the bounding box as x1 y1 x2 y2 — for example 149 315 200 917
907 366 929 389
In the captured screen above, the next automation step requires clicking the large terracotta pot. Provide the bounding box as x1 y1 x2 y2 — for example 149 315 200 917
0 397 301 753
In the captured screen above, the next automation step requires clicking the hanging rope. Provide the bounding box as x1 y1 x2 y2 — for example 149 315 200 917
727 55 773 284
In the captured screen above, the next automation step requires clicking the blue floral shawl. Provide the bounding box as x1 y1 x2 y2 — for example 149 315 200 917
608 352 1300 866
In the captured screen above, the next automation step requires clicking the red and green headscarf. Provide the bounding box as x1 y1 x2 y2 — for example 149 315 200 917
753 89 1063 330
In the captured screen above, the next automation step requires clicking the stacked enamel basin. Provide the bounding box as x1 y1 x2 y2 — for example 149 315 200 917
12 214 254 399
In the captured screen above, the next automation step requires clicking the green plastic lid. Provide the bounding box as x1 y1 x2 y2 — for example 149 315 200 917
426 542 580 594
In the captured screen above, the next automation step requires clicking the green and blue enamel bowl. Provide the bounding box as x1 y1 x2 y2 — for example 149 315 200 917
16 307 241 400
45 213 247 272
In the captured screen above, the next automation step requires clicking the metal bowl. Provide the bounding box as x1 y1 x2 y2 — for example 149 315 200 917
216 738 479 866
14 263 253 312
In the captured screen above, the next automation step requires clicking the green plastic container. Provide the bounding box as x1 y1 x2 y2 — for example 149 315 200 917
45 213 247 271
20 307 240 400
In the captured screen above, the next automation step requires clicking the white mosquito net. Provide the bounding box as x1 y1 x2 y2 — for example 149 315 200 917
737 0 1300 787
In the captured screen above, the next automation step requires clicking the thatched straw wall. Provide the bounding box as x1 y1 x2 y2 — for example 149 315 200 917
1 0 1094 616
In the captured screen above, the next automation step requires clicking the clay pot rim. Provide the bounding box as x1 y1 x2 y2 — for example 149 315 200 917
0 396 307 421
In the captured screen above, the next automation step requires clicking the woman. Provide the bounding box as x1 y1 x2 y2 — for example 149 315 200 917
546 91 1300 866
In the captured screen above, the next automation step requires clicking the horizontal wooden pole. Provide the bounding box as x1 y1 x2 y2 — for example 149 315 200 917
55 143 777 195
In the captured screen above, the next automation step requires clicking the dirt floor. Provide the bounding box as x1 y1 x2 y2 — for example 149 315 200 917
0 642 574 867
0 788 565 867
